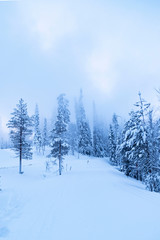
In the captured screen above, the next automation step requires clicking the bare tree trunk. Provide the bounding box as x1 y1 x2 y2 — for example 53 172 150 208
19 127 22 174
19 146 22 174
59 140 62 175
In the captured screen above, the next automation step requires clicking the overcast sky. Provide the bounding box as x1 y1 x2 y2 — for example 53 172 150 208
1 0 160 135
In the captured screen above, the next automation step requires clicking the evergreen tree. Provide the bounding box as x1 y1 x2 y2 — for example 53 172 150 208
112 113 122 167
102 125 110 157
49 94 70 175
112 113 119 142
145 110 160 191
42 118 49 154
7 99 33 174
33 104 42 153
120 111 139 177
93 103 105 157
93 124 106 157
108 113 120 165
68 123 78 155
108 124 117 165
134 92 150 181
76 90 92 156
120 93 150 181
154 117 160 163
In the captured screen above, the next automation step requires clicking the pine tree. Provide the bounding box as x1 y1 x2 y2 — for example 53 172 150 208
119 91 160 192
49 94 70 175
112 113 122 166
112 113 119 142
93 103 105 157
120 93 150 181
33 104 42 153
145 110 160 191
100 123 110 157
7 99 33 174
134 92 150 181
68 123 78 155
76 90 92 156
42 118 48 154
108 124 117 165
108 113 120 166
93 124 105 157
120 111 138 176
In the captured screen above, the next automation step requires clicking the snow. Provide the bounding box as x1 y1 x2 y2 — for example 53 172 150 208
0 149 160 240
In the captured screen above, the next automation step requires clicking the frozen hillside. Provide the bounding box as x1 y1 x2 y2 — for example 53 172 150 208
0 149 160 240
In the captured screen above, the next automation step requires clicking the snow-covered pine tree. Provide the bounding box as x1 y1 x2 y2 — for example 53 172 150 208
33 104 42 153
49 94 70 175
7 99 33 174
108 124 117 165
145 110 160 191
120 111 138 176
155 118 160 164
112 113 119 141
76 90 92 156
93 103 105 157
108 113 120 165
68 123 78 155
120 93 150 181
93 124 106 157
42 118 49 155
134 92 150 181
102 125 110 157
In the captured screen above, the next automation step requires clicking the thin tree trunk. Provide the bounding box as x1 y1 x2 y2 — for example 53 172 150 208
59 140 62 175
19 126 23 174
19 146 22 174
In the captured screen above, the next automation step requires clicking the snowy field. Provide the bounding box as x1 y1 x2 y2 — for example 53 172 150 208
0 149 160 240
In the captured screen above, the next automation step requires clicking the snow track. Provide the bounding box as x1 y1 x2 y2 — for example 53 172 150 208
0 151 160 240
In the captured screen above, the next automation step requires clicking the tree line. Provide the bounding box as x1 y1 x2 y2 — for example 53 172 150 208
6 91 160 192
109 92 160 192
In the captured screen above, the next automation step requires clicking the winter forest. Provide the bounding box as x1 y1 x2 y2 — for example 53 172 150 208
1 1 160 240
3 90 160 192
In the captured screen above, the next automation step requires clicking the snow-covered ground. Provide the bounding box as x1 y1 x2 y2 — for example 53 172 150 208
0 149 160 240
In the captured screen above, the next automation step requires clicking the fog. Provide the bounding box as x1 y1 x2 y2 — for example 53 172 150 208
0 0 160 136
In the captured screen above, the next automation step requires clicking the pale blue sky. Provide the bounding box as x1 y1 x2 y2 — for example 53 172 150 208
1 0 160 135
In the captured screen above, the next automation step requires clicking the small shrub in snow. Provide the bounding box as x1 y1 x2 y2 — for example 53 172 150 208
46 159 57 172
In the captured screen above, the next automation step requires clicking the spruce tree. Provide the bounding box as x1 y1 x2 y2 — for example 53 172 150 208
68 123 78 155
112 113 122 166
50 94 70 175
93 103 105 157
93 124 105 157
134 92 150 181
33 104 42 153
109 124 117 165
108 113 120 165
145 110 160 191
120 111 139 177
120 93 150 181
42 118 48 154
76 90 92 156
7 99 33 174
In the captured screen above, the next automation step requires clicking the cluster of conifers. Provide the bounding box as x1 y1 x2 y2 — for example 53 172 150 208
6 92 160 192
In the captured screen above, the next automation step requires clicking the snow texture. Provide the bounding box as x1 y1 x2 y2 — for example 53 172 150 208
0 149 160 240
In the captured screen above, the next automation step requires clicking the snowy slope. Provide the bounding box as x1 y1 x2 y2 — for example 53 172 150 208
0 149 160 240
